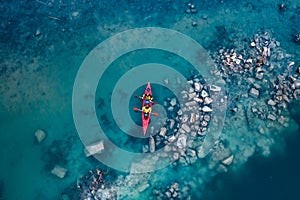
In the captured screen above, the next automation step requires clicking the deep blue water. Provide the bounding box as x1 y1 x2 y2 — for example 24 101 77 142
1 0 300 199
203 109 300 200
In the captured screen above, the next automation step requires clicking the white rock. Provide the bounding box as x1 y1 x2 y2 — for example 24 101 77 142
169 119 175 129
250 42 256 47
51 165 67 178
249 88 259 97
164 145 172 152
85 140 104 157
267 99 276 106
202 106 213 112
189 87 194 93
72 11 79 17
159 127 167 137
203 114 210 121
257 126 265 134
168 135 176 142
188 92 197 99
177 109 183 115
138 183 150 192
35 29 41 36
262 46 268 56
170 98 177 106
177 134 187 149
209 85 221 92
194 82 201 91
178 128 185 134
181 124 191 133
185 101 197 107
182 115 189 123
166 191 172 198
288 61 295 68
142 145 149 153
173 152 179 160
190 113 195 123
267 114 276 121
191 131 197 137
193 97 203 103
201 121 208 127
164 78 169 84
187 80 194 85
246 58 253 63
201 90 208 98
149 136 155 153
197 146 205 158
204 97 213 105
187 149 196 157
197 129 206 136
222 155 234 165
295 80 300 88
168 106 174 112
35 129 46 143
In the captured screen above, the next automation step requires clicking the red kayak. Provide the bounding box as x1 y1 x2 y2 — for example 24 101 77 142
142 82 153 135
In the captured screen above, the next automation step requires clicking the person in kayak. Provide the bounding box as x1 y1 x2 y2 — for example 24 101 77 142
143 93 153 101
142 104 152 115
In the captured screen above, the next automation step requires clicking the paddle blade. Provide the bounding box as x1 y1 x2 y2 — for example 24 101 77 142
133 107 139 111
152 112 159 116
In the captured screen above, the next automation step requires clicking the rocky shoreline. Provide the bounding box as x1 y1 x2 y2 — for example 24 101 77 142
66 30 300 199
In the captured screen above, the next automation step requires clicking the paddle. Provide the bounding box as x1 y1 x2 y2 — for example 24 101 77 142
133 107 141 112
134 94 157 104
133 107 159 116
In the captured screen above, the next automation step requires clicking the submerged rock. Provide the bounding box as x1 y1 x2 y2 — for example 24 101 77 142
159 127 167 137
202 106 213 112
51 165 67 178
209 85 222 92
267 99 276 106
249 88 259 97
221 155 234 166
138 183 150 192
267 114 276 121
181 124 191 133
170 98 177 106
149 136 155 153
84 140 104 157
196 146 205 158
35 129 46 143
177 134 187 149
194 82 201 91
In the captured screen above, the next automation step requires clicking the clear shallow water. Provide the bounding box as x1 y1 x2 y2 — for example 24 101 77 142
0 0 300 199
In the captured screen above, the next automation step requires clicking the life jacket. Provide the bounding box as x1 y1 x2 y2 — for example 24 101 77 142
143 106 151 113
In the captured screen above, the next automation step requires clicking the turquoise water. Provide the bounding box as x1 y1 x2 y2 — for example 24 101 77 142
1 0 300 199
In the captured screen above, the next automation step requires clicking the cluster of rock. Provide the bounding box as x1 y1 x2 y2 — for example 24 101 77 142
77 169 115 200
185 2 200 27
213 31 297 126
152 182 186 200
209 31 300 162
185 2 197 15
144 75 214 166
